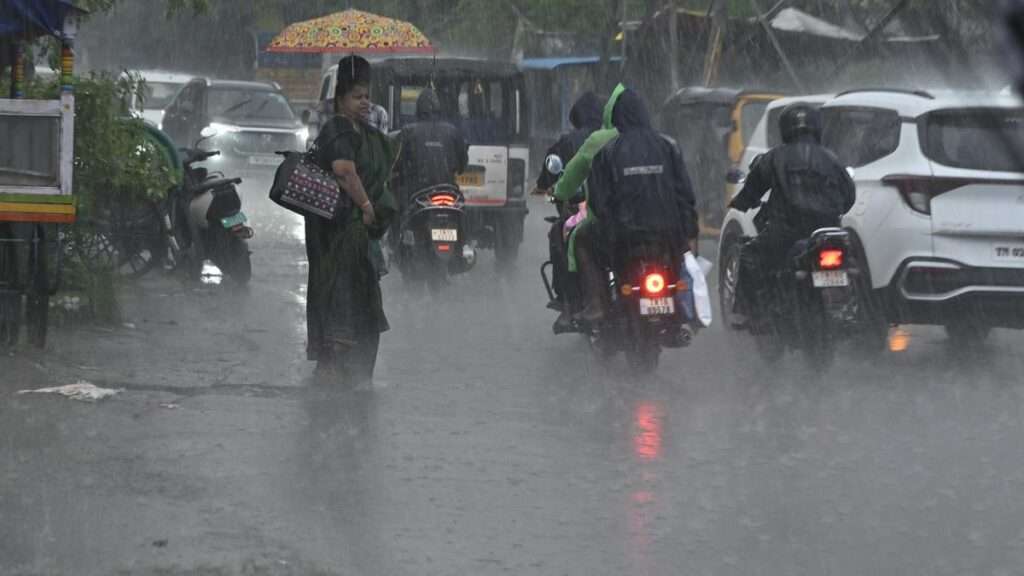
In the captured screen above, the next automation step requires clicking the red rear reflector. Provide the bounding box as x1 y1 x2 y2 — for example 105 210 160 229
431 194 457 207
819 249 844 270
436 244 452 252
644 273 666 294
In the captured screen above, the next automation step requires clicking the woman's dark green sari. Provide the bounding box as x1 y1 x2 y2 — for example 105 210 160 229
305 115 396 380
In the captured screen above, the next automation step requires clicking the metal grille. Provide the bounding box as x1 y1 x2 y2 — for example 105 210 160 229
231 132 297 155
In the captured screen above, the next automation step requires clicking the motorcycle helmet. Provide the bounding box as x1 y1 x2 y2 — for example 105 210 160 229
779 103 822 144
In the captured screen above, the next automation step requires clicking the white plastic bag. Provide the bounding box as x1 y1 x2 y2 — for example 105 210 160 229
685 253 713 327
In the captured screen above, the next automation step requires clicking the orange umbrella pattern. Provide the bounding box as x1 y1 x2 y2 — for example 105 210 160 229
267 9 433 54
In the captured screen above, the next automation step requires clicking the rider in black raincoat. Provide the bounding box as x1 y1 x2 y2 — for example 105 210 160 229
394 88 469 208
540 92 604 332
729 103 856 320
579 89 699 321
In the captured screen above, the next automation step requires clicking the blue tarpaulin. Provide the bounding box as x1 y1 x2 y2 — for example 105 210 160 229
0 0 80 39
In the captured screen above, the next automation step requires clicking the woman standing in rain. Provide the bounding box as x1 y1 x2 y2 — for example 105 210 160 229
306 55 396 384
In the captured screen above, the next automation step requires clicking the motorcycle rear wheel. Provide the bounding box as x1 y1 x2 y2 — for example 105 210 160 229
626 344 660 373
224 238 252 285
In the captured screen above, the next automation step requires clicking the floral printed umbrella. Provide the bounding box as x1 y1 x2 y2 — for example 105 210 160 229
266 9 433 54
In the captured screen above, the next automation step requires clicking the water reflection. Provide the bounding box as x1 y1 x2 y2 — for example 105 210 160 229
628 400 665 576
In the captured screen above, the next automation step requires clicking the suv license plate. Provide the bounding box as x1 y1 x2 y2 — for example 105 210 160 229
431 229 458 242
640 297 675 316
812 270 849 288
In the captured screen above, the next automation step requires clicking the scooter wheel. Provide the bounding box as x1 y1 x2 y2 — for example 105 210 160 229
225 239 252 285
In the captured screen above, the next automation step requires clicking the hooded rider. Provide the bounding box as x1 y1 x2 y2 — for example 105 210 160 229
576 88 699 323
394 88 469 211
540 92 604 332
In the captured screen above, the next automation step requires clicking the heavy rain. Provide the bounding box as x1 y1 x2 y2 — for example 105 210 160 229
2 1 1023 574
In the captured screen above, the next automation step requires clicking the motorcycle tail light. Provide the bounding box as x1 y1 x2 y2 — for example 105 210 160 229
643 272 667 295
819 248 844 270
431 194 457 207
436 244 452 252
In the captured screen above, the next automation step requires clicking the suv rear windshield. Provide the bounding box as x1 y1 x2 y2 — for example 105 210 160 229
208 89 296 122
922 109 1024 173
822 107 901 167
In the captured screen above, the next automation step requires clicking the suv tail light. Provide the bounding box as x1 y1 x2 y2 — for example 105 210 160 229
818 248 844 270
882 175 966 215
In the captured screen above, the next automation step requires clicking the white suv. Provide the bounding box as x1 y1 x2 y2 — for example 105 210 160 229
719 89 1024 342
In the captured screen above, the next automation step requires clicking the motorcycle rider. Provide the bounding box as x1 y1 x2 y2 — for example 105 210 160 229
728 103 856 323
577 88 699 322
538 92 604 332
392 88 469 247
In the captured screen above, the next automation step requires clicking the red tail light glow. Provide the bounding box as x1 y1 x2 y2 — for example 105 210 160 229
436 244 452 252
430 194 457 207
643 273 666 295
819 249 844 270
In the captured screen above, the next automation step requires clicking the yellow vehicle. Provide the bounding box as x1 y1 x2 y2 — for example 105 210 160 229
660 87 782 235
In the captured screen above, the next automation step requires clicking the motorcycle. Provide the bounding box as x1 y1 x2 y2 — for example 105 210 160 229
539 156 692 372
167 129 254 284
730 227 865 368
394 184 474 291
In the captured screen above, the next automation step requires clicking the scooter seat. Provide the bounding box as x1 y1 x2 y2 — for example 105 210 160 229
193 177 242 196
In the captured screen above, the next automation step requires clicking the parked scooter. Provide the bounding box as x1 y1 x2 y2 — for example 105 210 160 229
167 128 254 284
729 227 866 368
393 184 474 291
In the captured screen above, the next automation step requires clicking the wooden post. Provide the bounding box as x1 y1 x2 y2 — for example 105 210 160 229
749 0 807 93
668 0 679 92
701 0 726 87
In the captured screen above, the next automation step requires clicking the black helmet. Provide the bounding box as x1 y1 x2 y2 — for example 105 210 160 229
1002 0 1024 94
779 103 822 144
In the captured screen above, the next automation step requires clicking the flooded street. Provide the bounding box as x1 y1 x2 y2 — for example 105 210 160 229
4 191 1024 575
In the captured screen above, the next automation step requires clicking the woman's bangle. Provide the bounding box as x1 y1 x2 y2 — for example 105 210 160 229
360 200 372 209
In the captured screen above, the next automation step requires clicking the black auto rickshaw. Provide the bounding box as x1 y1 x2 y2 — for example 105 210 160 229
370 58 531 265
660 87 781 235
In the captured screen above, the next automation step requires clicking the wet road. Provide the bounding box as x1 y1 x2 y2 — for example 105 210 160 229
4 185 1024 575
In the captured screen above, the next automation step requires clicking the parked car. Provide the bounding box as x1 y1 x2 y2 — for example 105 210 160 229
123 70 191 128
161 78 308 177
719 89 1024 344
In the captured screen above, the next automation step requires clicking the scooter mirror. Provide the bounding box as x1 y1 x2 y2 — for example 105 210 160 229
545 154 564 176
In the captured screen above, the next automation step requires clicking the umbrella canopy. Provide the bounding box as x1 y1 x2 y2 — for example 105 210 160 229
266 9 433 54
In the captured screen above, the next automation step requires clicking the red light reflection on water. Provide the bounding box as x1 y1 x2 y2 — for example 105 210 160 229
633 402 663 461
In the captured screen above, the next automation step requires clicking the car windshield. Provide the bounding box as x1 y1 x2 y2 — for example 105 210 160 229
208 88 295 121
923 108 1024 173
143 81 183 110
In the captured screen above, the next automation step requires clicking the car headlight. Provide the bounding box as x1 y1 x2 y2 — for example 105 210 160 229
295 126 310 143
203 122 242 138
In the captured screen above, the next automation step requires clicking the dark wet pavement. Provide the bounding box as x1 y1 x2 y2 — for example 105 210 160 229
4 186 1024 575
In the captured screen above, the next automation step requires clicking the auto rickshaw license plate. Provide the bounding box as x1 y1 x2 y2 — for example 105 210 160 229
431 228 458 242
456 173 484 188
640 297 675 316
812 270 849 288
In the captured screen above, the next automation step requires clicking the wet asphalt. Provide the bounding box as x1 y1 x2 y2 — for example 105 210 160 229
4 183 1024 576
